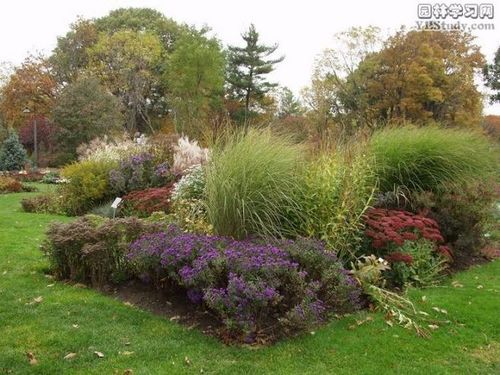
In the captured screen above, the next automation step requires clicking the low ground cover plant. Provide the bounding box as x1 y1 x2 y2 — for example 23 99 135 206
128 227 362 342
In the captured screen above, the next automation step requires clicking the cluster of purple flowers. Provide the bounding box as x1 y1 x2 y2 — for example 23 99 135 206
128 225 362 341
109 153 174 195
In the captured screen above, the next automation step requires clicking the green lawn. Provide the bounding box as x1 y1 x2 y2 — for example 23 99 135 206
0 188 499 374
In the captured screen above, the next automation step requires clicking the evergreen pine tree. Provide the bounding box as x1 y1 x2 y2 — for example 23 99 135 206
0 132 27 171
483 46 500 103
227 24 284 124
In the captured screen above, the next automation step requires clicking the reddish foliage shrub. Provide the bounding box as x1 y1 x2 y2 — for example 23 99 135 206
2 170 44 182
385 251 414 265
364 208 451 258
122 184 175 217
0 176 23 193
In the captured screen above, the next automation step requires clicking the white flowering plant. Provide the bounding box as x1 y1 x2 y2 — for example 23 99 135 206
172 136 209 175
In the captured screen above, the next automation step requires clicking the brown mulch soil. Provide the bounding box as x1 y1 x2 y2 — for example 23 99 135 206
103 280 223 338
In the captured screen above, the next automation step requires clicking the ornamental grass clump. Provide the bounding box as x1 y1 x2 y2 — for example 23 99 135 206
205 129 304 239
298 145 376 260
129 228 361 342
370 126 498 193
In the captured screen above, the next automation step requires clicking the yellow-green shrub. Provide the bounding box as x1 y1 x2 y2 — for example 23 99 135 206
60 159 117 215
298 146 376 259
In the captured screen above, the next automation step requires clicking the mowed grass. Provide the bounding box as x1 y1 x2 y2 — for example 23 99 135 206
0 187 499 374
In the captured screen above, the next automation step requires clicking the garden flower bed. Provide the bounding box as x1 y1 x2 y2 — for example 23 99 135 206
30 126 498 345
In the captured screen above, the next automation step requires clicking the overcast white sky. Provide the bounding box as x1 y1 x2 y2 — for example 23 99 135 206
0 0 499 114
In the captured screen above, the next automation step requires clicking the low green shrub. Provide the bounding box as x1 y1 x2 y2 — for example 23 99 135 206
60 159 117 215
205 129 304 239
41 171 61 184
297 146 376 259
42 215 166 287
384 240 448 288
171 165 205 202
171 198 212 234
370 126 497 193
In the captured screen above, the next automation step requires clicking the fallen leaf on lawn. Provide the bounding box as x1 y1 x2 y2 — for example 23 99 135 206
47 284 55 287
477 285 483 289
184 356 192 366
123 301 134 307
310 331 316 335
451 281 464 288
26 352 38 365
428 324 439 330
64 353 77 360
94 351 104 358
432 307 448 314
356 316 374 326
421 295 427 302
72 324 79 329
2 270 6 275
120 351 134 356
418 311 429 316
170 315 180 321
